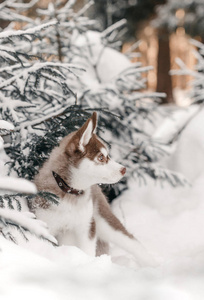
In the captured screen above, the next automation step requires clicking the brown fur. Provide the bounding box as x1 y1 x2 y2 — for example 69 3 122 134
96 239 109 256
29 133 79 211
89 218 96 240
85 134 105 161
65 133 105 163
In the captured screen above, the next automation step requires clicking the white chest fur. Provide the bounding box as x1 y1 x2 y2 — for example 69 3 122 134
36 191 94 237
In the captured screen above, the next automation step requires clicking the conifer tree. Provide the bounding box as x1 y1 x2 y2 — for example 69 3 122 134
0 120 57 244
0 0 188 244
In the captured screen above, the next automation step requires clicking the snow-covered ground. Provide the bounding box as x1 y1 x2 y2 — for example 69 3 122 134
1 104 204 300
2 230 204 300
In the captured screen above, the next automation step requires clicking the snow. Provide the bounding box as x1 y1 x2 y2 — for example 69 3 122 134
0 137 3 151
0 120 14 131
0 177 37 194
156 105 204 182
153 104 199 143
0 231 203 300
72 30 132 88
110 176 204 299
0 209 56 244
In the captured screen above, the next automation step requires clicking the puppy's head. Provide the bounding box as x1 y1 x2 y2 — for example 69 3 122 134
65 112 126 190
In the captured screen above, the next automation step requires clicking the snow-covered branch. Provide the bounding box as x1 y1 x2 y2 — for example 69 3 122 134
101 19 127 38
75 0 94 18
16 105 72 131
170 43 204 105
0 208 57 244
7 0 39 10
0 21 57 40
0 120 14 132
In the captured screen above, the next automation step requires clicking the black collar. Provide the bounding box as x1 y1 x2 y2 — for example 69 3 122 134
52 171 84 196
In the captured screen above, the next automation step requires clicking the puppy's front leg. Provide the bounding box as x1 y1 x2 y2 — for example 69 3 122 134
75 218 97 256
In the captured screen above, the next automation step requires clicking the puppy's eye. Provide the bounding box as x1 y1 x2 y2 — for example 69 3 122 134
98 153 105 162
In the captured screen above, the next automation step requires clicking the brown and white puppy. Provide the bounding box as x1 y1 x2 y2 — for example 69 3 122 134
29 112 155 266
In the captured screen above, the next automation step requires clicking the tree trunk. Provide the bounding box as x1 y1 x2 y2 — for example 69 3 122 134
157 29 174 104
0 19 9 30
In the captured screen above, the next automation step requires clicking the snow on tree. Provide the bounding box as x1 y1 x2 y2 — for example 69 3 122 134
0 20 87 175
0 0 38 26
34 0 97 61
0 0 188 205
0 120 36 194
0 120 58 245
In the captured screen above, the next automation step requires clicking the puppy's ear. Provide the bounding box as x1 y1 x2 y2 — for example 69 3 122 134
91 111 98 134
66 112 98 155
77 112 98 151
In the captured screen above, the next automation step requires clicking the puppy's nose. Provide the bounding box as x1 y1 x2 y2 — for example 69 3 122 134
120 167 126 176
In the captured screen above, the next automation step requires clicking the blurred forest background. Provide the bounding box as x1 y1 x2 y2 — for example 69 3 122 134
91 0 204 105
92 0 204 105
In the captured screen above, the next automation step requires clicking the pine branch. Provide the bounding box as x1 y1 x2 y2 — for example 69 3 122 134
0 208 57 244
8 0 39 10
0 21 57 41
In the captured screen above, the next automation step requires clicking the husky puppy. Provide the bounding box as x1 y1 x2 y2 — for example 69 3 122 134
30 112 155 266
